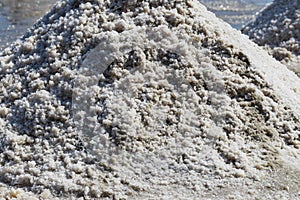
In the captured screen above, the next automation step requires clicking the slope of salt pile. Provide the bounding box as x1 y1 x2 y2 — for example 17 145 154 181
0 0 300 199
242 0 300 74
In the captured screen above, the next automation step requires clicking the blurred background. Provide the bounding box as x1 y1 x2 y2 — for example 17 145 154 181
201 0 272 28
0 0 273 50
0 0 55 50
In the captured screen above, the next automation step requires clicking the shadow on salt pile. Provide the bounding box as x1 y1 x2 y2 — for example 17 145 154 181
74 2 300 199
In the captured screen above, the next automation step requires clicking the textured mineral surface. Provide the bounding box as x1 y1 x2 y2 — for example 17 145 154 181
242 0 300 75
0 0 300 199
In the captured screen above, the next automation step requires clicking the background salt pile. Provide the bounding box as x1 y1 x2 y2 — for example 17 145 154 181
242 0 300 75
199 0 271 29
0 0 300 199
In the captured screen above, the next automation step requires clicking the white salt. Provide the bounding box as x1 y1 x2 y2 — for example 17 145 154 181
0 0 299 199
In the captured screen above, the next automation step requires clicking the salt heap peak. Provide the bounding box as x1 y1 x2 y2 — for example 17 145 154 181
0 0 300 199
242 0 300 74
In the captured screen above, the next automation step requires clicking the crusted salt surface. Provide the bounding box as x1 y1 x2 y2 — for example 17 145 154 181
0 0 300 199
242 0 300 74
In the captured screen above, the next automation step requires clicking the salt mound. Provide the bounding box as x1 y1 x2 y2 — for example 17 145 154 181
200 0 264 29
1 0 300 199
242 0 300 74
